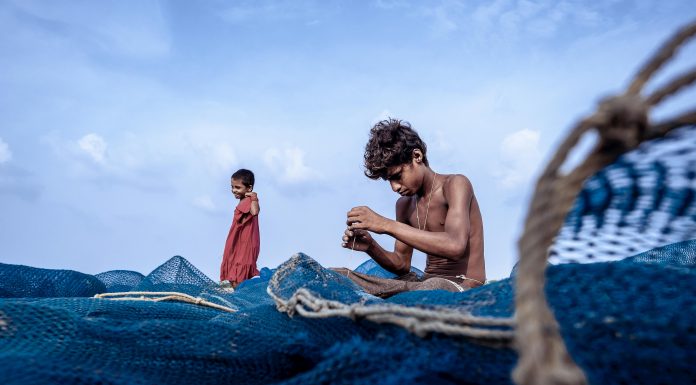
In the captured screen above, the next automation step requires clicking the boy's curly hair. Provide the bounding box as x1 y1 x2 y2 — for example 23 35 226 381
363 118 428 180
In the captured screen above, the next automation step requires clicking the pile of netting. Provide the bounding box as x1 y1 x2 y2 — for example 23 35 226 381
550 126 696 264
0 242 694 384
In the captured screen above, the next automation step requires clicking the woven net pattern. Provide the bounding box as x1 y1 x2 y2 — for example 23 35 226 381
0 238 694 384
550 126 696 264
354 259 424 279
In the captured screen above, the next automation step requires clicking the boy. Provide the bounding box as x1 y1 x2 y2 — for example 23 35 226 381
220 169 261 289
338 118 485 298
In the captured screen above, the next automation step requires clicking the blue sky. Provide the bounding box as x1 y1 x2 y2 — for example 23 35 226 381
1 0 695 280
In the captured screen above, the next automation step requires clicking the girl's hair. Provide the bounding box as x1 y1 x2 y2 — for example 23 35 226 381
363 118 428 180
231 169 255 187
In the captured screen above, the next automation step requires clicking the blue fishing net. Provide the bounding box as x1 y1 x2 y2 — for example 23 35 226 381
0 263 105 298
354 259 424 279
0 127 695 384
94 270 145 293
550 126 696 264
1 240 694 384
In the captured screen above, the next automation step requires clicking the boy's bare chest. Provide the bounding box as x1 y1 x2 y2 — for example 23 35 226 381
407 200 448 231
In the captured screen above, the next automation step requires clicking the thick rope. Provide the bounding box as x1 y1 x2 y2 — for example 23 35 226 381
650 109 696 137
513 19 696 385
266 255 514 341
627 22 696 95
267 285 515 341
94 291 237 313
647 67 696 106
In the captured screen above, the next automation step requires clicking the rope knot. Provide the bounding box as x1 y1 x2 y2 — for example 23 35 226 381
283 293 300 316
594 93 649 151
347 304 361 320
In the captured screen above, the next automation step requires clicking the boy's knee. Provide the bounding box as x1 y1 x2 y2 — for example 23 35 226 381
418 277 466 293
329 267 351 277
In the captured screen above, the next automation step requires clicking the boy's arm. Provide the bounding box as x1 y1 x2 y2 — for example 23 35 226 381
246 192 260 216
363 198 414 275
349 175 472 261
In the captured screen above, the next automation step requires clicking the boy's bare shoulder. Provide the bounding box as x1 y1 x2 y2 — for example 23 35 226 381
441 174 474 204
395 196 412 221
443 174 474 192
395 195 412 210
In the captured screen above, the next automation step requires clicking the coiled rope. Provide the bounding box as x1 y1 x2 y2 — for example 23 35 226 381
94 291 236 313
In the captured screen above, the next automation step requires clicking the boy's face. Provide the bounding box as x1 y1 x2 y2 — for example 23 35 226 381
386 160 422 196
230 178 252 199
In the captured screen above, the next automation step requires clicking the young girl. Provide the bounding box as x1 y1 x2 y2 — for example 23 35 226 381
220 169 260 289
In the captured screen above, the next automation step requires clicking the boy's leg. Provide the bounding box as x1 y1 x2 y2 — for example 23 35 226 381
415 277 466 292
331 268 412 298
331 268 464 298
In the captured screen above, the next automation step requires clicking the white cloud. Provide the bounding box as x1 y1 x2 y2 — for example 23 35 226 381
208 143 238 173
219 1 328 24
9 0 170 57
78 133 107 164
189 141 238 175
193 195 217 212
0 137 12 164
495 129 542 189
184 129 238 174
419 1 611 42
374 0 410 10
264 146 318 184
423 4 459 34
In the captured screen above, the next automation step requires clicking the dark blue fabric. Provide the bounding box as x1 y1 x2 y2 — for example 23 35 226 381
0 263 105 298
0 240 694 384
550 126 696 264
94 270 145 293
354 259 424 279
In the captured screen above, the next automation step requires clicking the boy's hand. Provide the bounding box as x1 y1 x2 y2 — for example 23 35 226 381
342 228 373 252
346 206 389 234
245 192 258 200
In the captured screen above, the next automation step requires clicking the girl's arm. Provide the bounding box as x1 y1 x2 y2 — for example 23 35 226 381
246 192 260 216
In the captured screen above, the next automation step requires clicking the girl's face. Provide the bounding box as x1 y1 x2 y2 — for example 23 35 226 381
230 178 252 199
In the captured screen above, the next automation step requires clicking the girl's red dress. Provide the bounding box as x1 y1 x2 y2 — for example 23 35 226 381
220 197 260 282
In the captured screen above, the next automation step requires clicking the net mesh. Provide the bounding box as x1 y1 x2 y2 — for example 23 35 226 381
550 125 696 264
0 263 105 298
94 270 145 293
354 259 424 279
1 240 694 384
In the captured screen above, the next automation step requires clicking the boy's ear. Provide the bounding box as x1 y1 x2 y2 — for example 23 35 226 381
412 149 423 163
